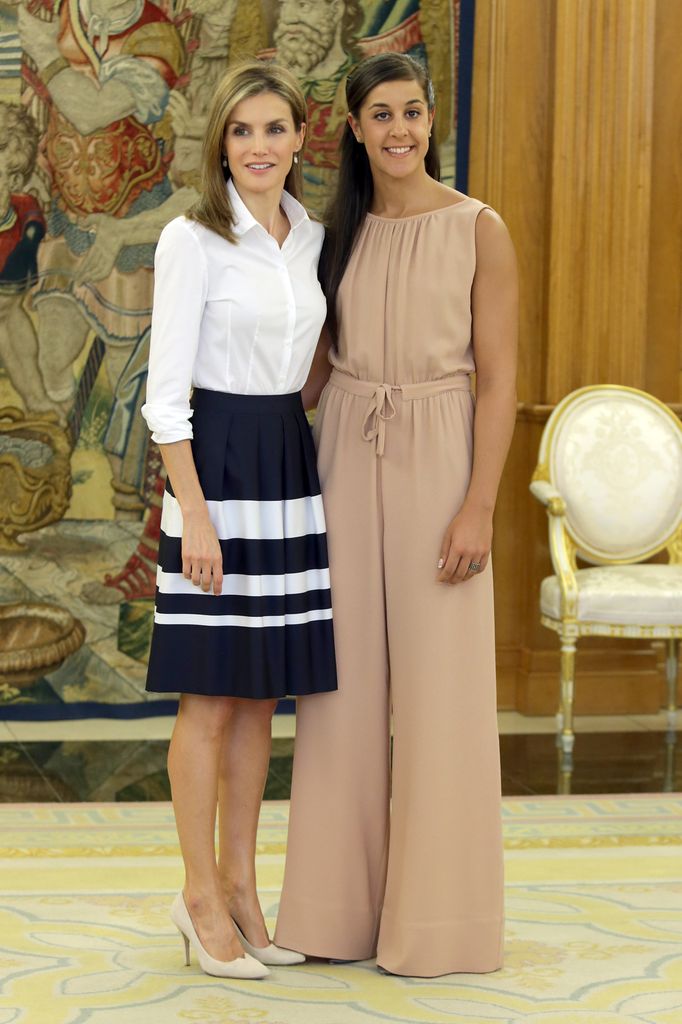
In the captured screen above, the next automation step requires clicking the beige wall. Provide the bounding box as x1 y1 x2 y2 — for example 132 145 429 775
469 0 682 713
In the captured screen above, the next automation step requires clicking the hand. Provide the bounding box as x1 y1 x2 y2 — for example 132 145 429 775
437 503 493 585
167 90 195 137
75 215 126 283
182 511 223 595
18 7 60 68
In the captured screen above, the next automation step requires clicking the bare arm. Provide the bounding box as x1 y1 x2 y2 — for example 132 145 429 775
438 208 518 584
466 209 519 512
75 188 199 284
86 187 199 245
159 440 223 595
301 326 333 411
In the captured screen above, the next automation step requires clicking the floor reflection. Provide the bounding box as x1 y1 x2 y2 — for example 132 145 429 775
0 731 679 802
553 727 677 794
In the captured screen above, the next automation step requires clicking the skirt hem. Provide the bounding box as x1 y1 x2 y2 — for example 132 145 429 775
145 682 337 699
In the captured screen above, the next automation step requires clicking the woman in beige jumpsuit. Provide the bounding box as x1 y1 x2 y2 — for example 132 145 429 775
275 54 518 978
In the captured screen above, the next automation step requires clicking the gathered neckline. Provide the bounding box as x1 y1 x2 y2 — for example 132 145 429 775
365 196 477 224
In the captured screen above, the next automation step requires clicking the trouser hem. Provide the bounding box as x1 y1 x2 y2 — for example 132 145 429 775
376 913 505 978
274 896 381 962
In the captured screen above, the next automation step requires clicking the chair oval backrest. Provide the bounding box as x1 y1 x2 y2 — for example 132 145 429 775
542 386 682 562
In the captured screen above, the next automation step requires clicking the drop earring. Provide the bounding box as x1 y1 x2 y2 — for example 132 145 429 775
293 153 298 164
221 154 227 168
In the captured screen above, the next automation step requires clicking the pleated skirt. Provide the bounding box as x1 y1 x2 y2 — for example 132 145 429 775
145 388 338 699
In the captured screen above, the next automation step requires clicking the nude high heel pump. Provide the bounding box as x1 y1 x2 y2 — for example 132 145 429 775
171 894 270 979
232 919 306 966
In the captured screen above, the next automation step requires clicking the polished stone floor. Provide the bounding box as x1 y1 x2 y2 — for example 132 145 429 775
0 711 679 801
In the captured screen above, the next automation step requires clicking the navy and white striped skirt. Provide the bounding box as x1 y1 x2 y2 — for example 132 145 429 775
145 388 337 699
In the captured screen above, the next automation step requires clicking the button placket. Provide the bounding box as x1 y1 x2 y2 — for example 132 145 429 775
277 258 296 390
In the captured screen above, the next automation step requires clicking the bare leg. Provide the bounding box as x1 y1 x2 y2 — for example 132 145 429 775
0 296 61 416
35 295 90 406
167 693 244 962
217 697 278 946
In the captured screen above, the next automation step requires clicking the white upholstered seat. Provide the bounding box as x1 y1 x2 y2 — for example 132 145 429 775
530 385 682 786
540 565 682 629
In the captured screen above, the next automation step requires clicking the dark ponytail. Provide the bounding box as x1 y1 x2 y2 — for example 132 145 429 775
321 53 440 336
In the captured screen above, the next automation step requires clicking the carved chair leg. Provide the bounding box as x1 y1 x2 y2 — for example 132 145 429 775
665 638 679 724
559 633 577 756
555 633 576 795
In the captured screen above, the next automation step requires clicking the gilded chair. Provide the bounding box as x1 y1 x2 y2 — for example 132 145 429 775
530 385 682 786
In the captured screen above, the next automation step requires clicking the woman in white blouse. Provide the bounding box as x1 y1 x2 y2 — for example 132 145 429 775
141 60 337 980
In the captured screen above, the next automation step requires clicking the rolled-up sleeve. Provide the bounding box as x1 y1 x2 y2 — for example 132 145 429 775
141 218 208 444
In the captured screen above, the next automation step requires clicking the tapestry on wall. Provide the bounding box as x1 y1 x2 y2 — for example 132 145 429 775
0 0 475 718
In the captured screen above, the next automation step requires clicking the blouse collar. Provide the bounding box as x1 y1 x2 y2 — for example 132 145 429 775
227 177 309 238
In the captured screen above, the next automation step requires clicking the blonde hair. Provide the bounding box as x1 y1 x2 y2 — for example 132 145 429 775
187 58 307 243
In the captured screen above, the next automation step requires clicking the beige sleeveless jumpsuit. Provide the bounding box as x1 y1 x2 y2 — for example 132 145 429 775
275 198 505 978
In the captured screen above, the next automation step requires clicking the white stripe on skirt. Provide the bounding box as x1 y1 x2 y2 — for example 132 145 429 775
156 565 331 596
153 607 334 628
160 492 326 540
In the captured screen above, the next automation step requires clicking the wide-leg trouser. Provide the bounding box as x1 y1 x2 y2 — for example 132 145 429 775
275 377 504 977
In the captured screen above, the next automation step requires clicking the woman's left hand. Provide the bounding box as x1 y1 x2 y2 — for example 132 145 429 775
437 503 493 584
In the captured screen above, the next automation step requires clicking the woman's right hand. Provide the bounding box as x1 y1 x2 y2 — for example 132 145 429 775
181 510 223 595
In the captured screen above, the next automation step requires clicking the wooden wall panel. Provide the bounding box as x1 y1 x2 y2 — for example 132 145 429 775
546 0 655 401
470 0 680 714
469 0 552 405
645 0 682 402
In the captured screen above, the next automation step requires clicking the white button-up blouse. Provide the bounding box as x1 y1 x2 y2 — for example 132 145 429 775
141 179 326 444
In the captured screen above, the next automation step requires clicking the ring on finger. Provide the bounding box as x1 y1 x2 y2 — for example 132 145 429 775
468 561 482 573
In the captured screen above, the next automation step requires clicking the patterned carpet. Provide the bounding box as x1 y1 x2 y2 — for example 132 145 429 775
2 796 682 1024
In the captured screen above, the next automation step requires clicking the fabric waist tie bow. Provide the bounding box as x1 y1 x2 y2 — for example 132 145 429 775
328 368 472 456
